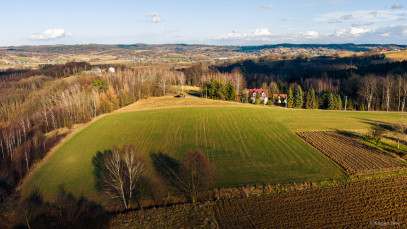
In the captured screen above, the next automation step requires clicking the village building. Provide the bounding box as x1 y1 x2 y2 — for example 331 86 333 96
273 94 287 104
249 89 268 104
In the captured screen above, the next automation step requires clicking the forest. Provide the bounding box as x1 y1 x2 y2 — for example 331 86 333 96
210 53 407 111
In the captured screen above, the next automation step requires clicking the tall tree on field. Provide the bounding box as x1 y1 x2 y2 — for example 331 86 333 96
177 150 213 202
294 85 304 108
287 87 294 108
100 144 147 209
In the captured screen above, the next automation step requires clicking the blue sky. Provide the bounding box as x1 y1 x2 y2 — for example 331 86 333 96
1 0 406 46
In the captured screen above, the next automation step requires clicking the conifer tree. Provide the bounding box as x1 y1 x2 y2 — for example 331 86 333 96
336 94 342 110
311 88 317 109
328 93 335 110
287 87 294 108
294 85 304 108
347 98 353 110
305 91 312 109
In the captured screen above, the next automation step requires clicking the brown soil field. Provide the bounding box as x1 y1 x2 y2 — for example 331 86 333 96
297 131 407 175
215 175 407 228
109 201 218 228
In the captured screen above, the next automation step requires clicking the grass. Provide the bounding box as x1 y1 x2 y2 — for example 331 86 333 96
22 97 405 202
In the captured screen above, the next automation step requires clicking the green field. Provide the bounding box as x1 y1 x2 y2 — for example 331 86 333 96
23 101 403 202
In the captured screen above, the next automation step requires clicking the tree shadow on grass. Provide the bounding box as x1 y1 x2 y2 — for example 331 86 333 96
150 152 180 189
355 118 395 131
92 150 111 191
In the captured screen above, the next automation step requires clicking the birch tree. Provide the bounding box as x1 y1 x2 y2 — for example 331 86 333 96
381 75 392 111
359 75 377 111
101 144 147 209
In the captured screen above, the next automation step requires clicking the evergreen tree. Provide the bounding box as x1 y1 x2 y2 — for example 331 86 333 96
226 81 236 101
359 103 365 111
336 94 342 110
333 94 338 110
294 85 304 108
347 98 353 110
305 91 312 109
327 93 335 110
287 87 294 108
311 89 317 109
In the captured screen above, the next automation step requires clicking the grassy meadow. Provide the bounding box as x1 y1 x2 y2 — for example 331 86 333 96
22 98 404 202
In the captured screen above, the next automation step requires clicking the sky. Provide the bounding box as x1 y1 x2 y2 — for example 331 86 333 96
0 0 406 46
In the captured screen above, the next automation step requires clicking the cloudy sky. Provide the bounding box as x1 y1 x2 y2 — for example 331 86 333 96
1 0 406 46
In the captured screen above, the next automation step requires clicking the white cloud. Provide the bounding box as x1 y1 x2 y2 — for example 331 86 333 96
368 11 378 17
299 31 319 39
315 10 407 23
148 12 163 23
253 28 272 36
219 28 272 40
392 3 404 9
261 4 275 9
214 24 407 45
30 28 73 40
328 19 342 23
335 27 372 37
340 14 353 20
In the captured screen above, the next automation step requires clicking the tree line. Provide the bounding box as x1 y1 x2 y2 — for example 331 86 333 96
214 54 407 111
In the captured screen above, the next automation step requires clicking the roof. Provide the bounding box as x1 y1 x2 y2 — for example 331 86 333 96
273 94 287 99
249 89 268 98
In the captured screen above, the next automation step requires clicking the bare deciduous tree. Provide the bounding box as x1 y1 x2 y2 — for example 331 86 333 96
383 75 393 111
21 188 43 229
101 144 146 209
177 149 213 203
177 72 186 93
359 75 377 111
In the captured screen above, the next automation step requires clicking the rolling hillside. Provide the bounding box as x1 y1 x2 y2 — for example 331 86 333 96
22 97 404 202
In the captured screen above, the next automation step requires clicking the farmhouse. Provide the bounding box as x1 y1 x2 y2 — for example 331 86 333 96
249 89 268 104
273 94 287 104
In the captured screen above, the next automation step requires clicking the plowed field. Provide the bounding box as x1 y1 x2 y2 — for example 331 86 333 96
297 131 407 175
215 176 407 228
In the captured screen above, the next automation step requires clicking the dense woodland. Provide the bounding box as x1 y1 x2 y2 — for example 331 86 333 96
1 52 407 204
210 53 407 111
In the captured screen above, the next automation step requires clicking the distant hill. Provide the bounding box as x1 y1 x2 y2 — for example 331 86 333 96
2 43 405 55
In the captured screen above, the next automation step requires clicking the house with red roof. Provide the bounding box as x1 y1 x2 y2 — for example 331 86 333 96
273 94 287 104
249 89 268 104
